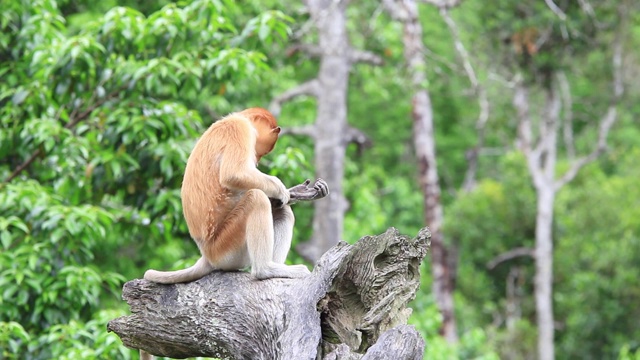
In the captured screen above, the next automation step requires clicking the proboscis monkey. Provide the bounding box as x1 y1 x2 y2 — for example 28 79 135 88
144 107 328 284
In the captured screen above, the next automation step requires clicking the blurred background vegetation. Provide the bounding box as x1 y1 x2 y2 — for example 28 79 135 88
0 0 638 359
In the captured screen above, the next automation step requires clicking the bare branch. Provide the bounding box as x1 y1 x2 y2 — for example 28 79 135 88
487 247 534 270
437 8 490 191
553 106 616 191
343 126 372 147
291 8 314 40
535 26 555 51
505 266 524 329
479 147 506 156
461 87 490 191
420 0 462 9
4 150 43 184
577 0 595 17
553 152 596 191
513 79 531 155
439 9 478 88
349 50 383 65
540 85 561 180
268 80 321 117
513 78 545 189
286 43 324 58
544 0 567 21
554 24 624 191
381 0 409 20
611 32 624 100
280 124 317 139
557 72 575 159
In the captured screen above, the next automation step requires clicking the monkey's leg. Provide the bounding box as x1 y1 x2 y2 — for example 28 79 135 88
272 204 294 264
221 189 308 279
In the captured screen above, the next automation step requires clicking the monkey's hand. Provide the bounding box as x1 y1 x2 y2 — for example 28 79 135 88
266 175 290 208
287 178 330 204
270 178 329 207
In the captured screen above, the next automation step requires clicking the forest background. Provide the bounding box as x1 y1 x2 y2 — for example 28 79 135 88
1 0 639 359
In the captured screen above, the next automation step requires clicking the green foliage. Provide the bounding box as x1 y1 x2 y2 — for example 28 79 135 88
0 321 30 359
447 153 536 322
619 345 640 360
554 151 640 359
0 180 124 327
468 0 618 82
409 299 500 359
0 0 293 358
27 310 131 360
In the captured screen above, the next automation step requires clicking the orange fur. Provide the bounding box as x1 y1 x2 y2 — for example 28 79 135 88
181 108 282 246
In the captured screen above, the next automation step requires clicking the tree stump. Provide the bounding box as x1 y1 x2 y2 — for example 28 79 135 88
108 227 430 359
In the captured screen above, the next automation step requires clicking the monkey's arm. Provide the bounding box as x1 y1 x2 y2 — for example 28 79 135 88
270 178 329 207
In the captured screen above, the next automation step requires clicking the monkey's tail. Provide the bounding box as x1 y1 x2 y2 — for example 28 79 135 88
144 256 213 284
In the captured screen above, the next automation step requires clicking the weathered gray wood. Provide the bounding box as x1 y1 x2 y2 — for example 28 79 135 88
320 228 429 354
362 325 425 360
323 326 425 360
108 228 430 359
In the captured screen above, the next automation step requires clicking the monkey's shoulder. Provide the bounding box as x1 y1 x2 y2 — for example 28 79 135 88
207 115 253 134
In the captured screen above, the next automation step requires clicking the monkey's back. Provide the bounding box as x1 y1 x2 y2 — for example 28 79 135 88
181 116 252 244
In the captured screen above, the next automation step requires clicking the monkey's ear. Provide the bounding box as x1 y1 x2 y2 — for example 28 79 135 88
272 126 281 134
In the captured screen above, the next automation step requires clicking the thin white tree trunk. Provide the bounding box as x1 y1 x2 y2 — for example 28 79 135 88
514 64 621 357
271 0 381 263
535 187 555 360
536 85 560 360
514 80 560 360
511 5 625 359
303 0 350 262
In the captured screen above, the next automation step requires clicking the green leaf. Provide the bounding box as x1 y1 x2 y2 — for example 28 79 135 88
3 285 18 299
0 231 12 249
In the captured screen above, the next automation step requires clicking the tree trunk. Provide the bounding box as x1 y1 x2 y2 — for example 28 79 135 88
533 87 560 360
514 81 560 360
535 187 555 360
383 0 458 343
413 90 457 343
269 1 382 263
108 228 430 359
292 0 351 263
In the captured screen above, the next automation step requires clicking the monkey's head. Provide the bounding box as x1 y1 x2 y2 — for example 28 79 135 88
241 107 281 160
